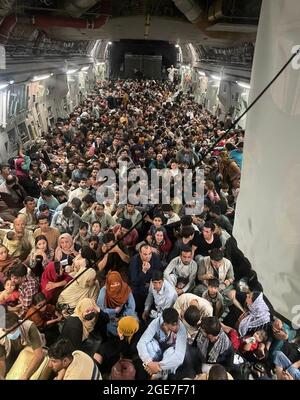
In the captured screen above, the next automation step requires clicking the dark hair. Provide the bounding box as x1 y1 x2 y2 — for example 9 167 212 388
208 278 220 288
184 305 201 328
151 270 164 282
6 231 15 240
5 312 19 330
181 226 194 238
41 188 52 197
24 196 35 204
208 364 228 380
70 198 82 208
139 243 151 252
102 232 115 244
79 222 88 230
32 292 46 305
82 194 95 205
176 277 189 287
210 205 221 216
210 248 223 261
153 213 163 221
162 308 179 325
251 291 261 302
180 244 192 254
210 218 221 228
37 215 49 223
39 204 50 212
62 206 73 218
200 316 221 337
91 221 101 227
89 235 99 244
80 246 97 264
162 204 173 212
35 235 48 247
10 263 27 277
225 143 236 152
203 221 215 231
121 219 133 230
181 215 193 226
48 339 74 360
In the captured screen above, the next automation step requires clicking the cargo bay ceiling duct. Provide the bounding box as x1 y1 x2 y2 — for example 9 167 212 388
0 1 110 45
172 0 203 22
172 0 257 42
63 0 100 18
31 14 108 29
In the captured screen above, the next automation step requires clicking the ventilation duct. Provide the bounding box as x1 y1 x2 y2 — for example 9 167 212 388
208 0 224 22
31 14 108 29
208 0 261 22
0 12 109 44
172 0 202 23
63 0 100 18
173 0 257 42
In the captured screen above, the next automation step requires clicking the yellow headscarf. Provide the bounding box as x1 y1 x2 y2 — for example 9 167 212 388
117 316 139 343
72 298 97 341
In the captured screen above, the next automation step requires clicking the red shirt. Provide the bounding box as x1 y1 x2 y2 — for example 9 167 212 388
113 225 139 247
228 329 259 353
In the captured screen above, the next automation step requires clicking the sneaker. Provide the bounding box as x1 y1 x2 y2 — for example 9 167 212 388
151 370 169 380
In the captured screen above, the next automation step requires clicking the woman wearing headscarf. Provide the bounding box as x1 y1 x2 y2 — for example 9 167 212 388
60 298 108 353
0 244 17 284
57 256 100 314
54 233 77 262
96 271 137 336
94 316 141 373
40 261 72 302
238 291 271 337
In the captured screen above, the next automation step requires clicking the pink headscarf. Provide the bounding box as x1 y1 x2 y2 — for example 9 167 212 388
54 234 77 261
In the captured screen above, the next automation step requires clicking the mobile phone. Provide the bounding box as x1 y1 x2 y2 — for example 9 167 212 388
60 259 68 267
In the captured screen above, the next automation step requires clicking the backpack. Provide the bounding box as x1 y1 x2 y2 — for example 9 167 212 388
229 352 252 380
110 358 136 380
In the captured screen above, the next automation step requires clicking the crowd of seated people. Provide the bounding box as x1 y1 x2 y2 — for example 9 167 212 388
0 78 298 381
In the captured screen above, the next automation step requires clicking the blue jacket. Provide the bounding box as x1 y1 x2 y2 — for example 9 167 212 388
128 253 162 296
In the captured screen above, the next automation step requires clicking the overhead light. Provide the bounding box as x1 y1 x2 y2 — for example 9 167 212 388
237 81 251 89
9 80 14 84
108 41 112 45
175 44 180 48
50 73 54 76
67 69 78 74
198 71 205 76
211 74 221 81
32 74 51 82
0 83 9 90
81 66 90 71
